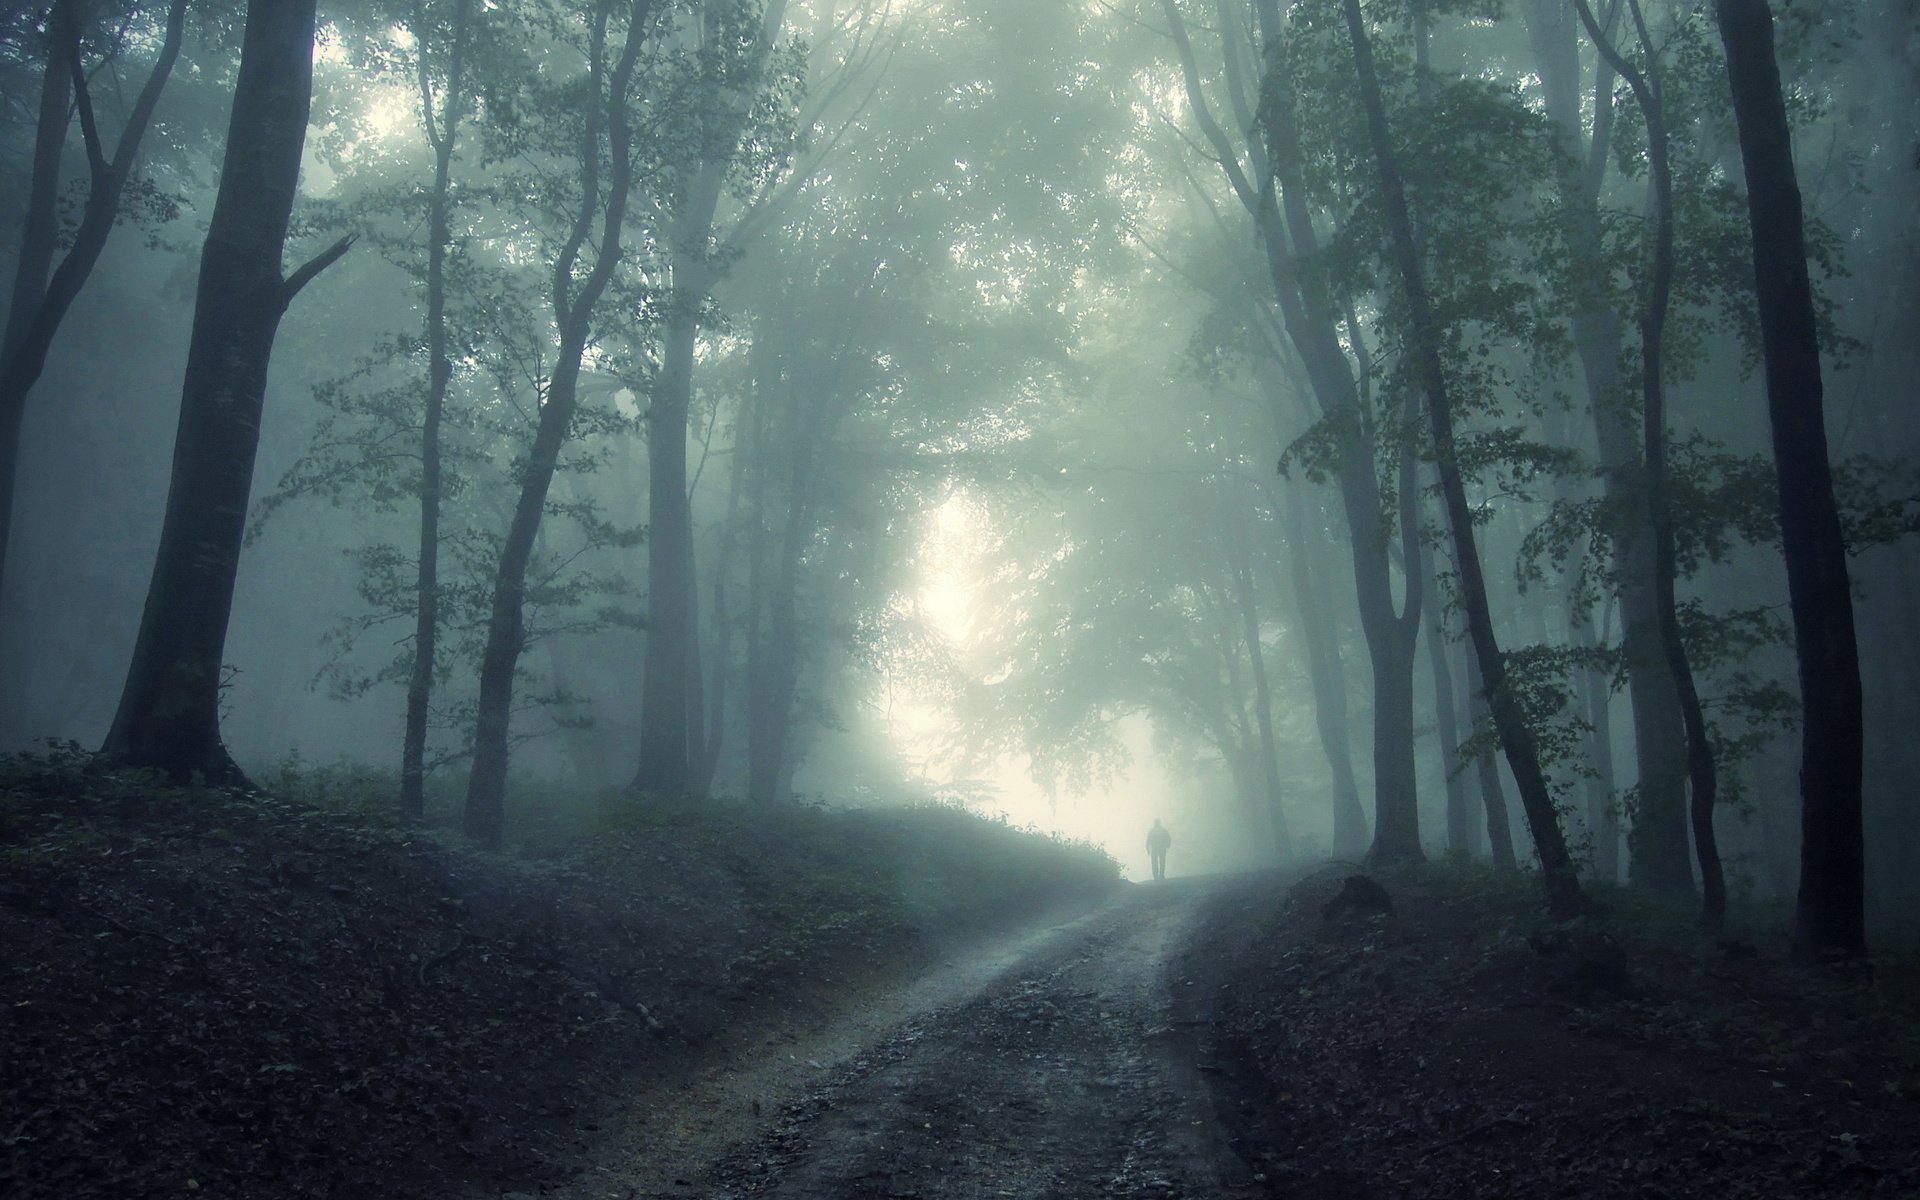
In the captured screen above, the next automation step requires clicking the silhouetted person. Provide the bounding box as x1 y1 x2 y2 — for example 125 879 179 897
1147 818 1172 881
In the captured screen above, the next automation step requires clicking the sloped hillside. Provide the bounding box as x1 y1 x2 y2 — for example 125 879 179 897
0 747 1118 1199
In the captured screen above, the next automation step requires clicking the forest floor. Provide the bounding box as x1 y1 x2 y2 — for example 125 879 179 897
0 745 1118 1199
1189 864 1920 1199
5 747 1920 1199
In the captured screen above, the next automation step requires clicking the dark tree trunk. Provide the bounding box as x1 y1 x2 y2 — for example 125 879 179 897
464 0 655 848
400 0 472 821
1280 490 1368 855
698 408 749 795
633 291 702 795
746 399 810 805
102 0 345 781
1165 0 1419 861
1342 0 1582 915
1425 585 1470 856
1571 599 1622 881
1464 644 1517 869
1576 0 1725 923
1203 571 1267 844
1714 0 1864 961
634 1 788 796
0 0 188 593
1256 29 1423 865
2 24 70 367
1525 0 1695 895
0 23 68 630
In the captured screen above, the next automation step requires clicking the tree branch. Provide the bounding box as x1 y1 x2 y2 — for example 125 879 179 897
281 234 357 307
58 1 107 177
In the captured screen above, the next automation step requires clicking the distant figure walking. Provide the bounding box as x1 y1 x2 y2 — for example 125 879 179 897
1146 819 1172 881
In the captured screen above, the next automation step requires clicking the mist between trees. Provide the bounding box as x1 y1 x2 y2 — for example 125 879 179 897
0 0 1913 956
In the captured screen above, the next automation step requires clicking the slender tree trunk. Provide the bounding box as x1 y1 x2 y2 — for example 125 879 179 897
1424 582 1469 856
1463 643 1517 868
683 520 707 795
1715 0 1864 961
747 405 810 804
1257 43 1423 864
102 0 347 781
1571 598 1621 881
0 0 188 594
698 410 748 794
2 27 70 366
1281 489 1368 855
1524 0 1694 894
1342 0 1582 914
1165 0 1420 860
1203 573 1268 844
464 0 655 848
1577 0 1725 922
634 0 790 795
400 0 471 821
633 290 701 795
1227 513 1292 859
0 26 71 605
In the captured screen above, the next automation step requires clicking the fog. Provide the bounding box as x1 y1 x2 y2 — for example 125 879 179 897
2 0 1916 940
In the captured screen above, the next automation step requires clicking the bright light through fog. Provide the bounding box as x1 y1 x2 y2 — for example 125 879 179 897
882 493 1271 881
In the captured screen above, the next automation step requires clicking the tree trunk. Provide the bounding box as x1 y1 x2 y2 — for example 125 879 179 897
400 0 471 821
0 24 71 604
1571 598 1621 881
1576 0 1725 922
1424 584 1470 856
1164 0 1419 861
634 0 790 796
0 0 188 594
102 0 344 781
1524 0 1694 895
464 0 655 848
1342 0 1582 915
1715 0 1864 961
1227 512 1292 859
698 412 748 795
632 291 701 795
1253 14 1423 864
1281 489 1368 855
1463 643 1517 869
747 400 810 805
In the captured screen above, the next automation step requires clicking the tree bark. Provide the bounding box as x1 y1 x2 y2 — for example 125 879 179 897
1342 0 1582 914
1714 0 1864 961
102 0 345 781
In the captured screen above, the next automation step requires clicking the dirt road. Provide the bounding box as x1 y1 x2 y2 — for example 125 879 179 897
555 873 1273 1200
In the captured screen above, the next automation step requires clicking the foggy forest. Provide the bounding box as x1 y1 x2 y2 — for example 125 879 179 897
2 0 1917 1196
